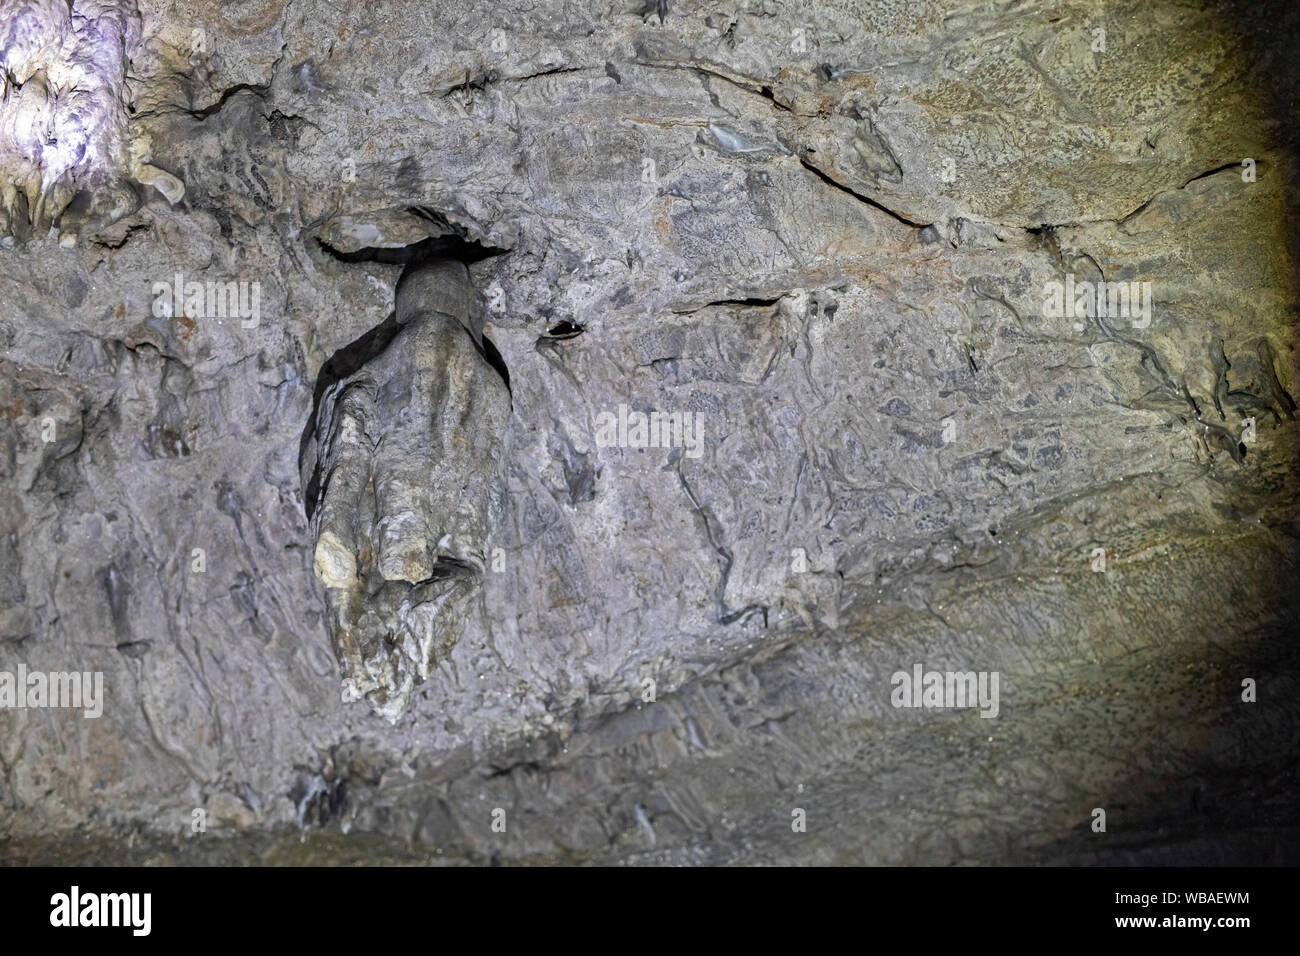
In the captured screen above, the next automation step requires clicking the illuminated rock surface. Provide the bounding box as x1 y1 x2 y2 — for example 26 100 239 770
0 0 1297 864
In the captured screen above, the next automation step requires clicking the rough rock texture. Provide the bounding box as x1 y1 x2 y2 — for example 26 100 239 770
0 0 183 239
302 258 512 720
1 0 1298 864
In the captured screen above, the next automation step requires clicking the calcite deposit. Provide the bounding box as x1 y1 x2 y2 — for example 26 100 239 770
302 257 511 720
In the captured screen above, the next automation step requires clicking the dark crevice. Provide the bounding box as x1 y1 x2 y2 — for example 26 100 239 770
1116 162 1257 228
508 65 588 84
640 0 669 25
441 65 588 97
757 84 792 112
477 333 512 396
632 57 813 118
671 295 783 314
539 320 585 340
441 70 499 96
185 83 269 120
299 312 402 519
484 759 549 779
1182 161 1251 187
312 204 510 265
798 155 929 229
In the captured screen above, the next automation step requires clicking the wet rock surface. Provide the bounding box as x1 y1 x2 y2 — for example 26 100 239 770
0 0 1298 864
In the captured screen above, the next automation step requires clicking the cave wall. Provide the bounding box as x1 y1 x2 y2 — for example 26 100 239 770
1 0 1297 863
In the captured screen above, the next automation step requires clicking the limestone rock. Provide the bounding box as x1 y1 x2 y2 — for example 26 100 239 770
0 0 1297 865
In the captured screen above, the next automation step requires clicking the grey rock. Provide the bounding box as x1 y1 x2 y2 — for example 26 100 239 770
0 0 1297 866
302 259 511 720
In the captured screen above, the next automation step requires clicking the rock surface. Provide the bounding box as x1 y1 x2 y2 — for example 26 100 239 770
0 0 1297 864
302 258 512 721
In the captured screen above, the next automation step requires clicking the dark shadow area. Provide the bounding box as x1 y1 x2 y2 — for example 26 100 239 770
1068 0 1300 865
